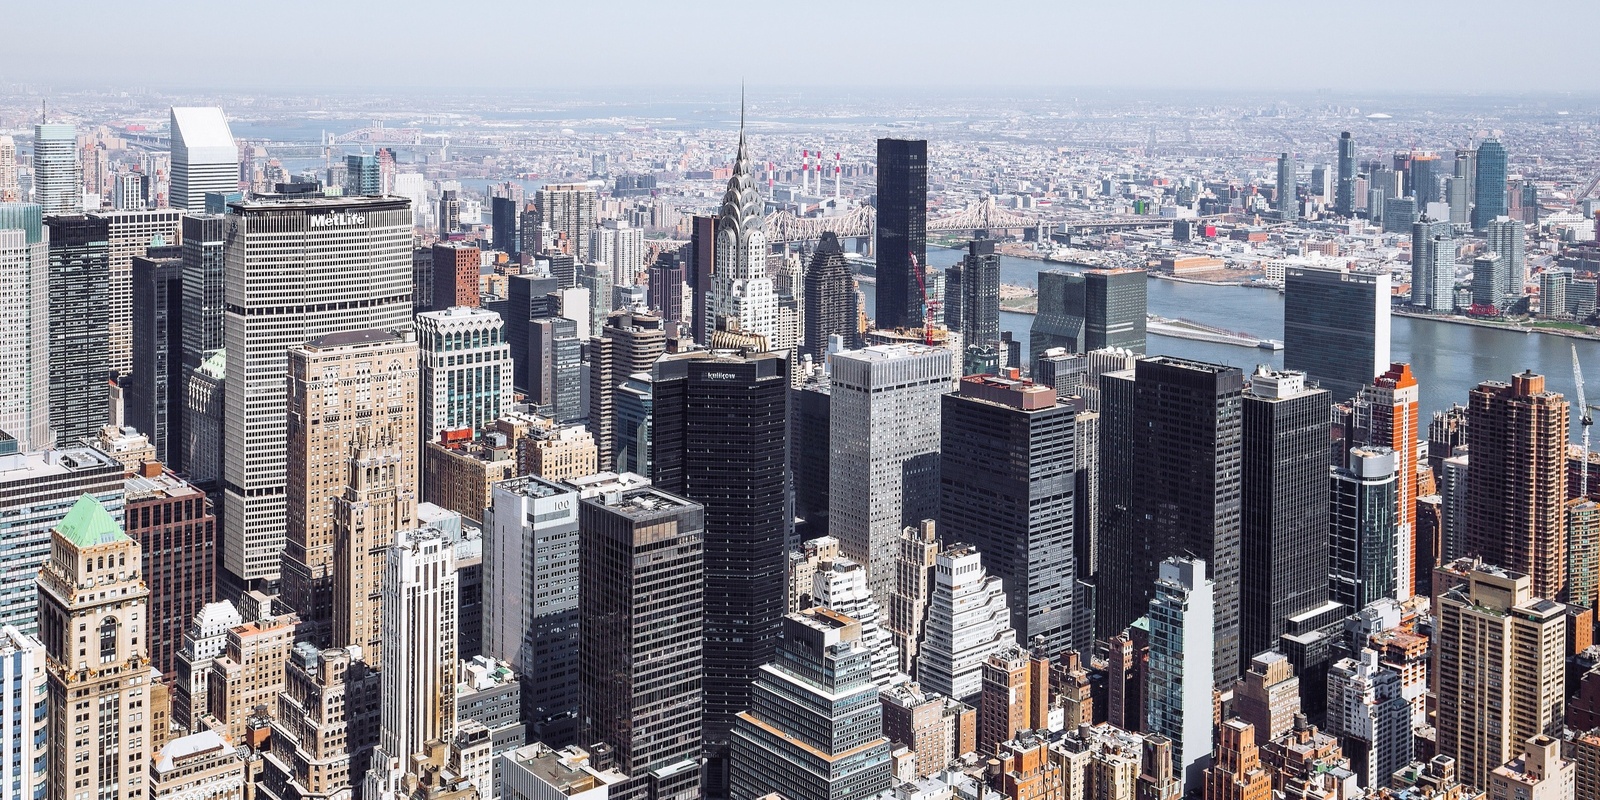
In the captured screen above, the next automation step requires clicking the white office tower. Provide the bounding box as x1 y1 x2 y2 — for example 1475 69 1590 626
394 173 427 228
708 114 785 351
1486 216 1526 297
1146 557 1215 797
1326 649 1413 791
221 196 414 587
828 344 952 601
366 526 460 800
810 556 901 686
1 625 47 800
169 107 238 211
31 123 79 214
95 208 182 377
914 543 1016 703
484 475 582 747
112 173 144 210
590 218 645 288
415 306 512 443
0 204 50 450
0 136 18 202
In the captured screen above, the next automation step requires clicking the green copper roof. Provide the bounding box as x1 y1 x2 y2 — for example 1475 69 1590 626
56 494 127 548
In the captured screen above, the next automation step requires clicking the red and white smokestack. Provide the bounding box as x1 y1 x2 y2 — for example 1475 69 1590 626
835 152 842 198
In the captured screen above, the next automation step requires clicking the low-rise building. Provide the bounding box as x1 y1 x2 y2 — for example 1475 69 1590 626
500 743 627 800
150 730 246 800
424 432 518 525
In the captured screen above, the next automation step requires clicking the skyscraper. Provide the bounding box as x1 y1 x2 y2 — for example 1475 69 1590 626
728 609 892 800
0 439 124 635
650 350 789 775
914 543 1016 703
490 196 518 256
366 526 460 798
31 123 80 214
688 215 716 345
94 208 182 378
0 135 18 202
1030 268 1147 363
170 107 239 212
36 495 151 800
1471 254 1506 311
1434 566 1565 791
1325 649 1413 791
125 465 216 678
591 218 645 288
533 183 597 262
1335 132 1356 217
828 344 951 600
1145 558 1215 795
1472 138 1508 230
180 214 226 370
128 250 184 464
874 138 928 330
484 476 581 748
708 119 783 351
1239 367 1331 663
578 479 705 800
800 231 859 360
1328 447 1398 610
281 329 418 654
1283 265 1391 401
430 242 480 311
1362 364 1423 599
45 214 110 444
1276 152 1297 220
939 373 1077 654
0 625 47 800
0 203 51 451
528 316 583 423
1100 357 1243 686
1410 218 1456 313
221 196 413 590
1486 216 1526 298
1465 372 1569 599
416 306 512 442
944 237 1001 355
344 154 381 197
589 310 667 471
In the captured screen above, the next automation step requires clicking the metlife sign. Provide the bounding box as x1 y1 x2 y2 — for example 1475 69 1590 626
308 212 366 228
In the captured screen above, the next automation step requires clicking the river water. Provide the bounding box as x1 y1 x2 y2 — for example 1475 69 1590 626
861 247 1600 438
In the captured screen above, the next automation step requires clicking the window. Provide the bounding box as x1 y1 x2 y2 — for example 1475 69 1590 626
98 618 118 664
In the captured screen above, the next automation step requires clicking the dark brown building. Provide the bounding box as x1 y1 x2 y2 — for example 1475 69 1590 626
1465 372 1569 599
125 462 217 677
431 242 480 310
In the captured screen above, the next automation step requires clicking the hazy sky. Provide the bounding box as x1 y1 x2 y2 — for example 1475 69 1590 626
10 0 1600 94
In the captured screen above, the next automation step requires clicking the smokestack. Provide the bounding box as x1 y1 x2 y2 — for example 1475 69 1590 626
835 151 842 198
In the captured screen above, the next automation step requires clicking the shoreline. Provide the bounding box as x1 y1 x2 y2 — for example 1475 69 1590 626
1392 307 1600 342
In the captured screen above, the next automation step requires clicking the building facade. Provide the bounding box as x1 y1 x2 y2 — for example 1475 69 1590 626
221 195 413 589
1282 266 1391 401
416 307 512 442
0 204 50 451
873 138 928 330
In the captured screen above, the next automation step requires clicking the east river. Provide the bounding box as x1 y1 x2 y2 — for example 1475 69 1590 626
860 246 1600 438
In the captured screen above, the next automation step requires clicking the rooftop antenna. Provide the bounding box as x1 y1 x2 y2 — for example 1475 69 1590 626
40 99 46 125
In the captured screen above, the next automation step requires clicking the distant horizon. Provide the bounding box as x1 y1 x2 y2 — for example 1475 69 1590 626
7 0 1600 96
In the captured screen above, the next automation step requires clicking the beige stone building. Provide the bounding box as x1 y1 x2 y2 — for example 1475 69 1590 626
280 328 418 659
516 423 597 482
422 436 517 525
36 494 152 800
1434 567 1566 791
205 603 299 745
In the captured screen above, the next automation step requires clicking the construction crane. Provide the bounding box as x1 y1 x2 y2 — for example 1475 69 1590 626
911 252 941 346
1575 344 1595 496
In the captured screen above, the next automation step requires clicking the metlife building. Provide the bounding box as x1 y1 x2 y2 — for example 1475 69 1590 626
220 195 414 592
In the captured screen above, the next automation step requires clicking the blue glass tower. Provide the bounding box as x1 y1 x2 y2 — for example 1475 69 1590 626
1472 139 1507 230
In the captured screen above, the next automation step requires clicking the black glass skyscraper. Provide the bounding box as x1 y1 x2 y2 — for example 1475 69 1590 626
651 349 789 791
505 274 560 392
1336 131 1356 217
1283 266 1390 402
1472 138 1508 230
1239 368 1331 664
46 214 111 444
1030 268 1147 363
944 237 1000 355
1098 356 1244 687
801 232 859 360
491 196 519 256
874 138 927 330
939 375 1078 655
128 248 185 467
